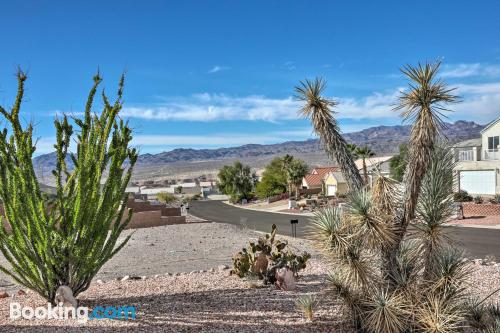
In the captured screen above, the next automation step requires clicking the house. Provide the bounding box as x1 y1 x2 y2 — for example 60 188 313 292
452 117 500 196
323 171 347 196
301 156 394 197
302 167 340 190
354 156 393 188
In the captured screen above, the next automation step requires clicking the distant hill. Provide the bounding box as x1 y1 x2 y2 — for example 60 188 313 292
132 120 483 165
33 120 484 182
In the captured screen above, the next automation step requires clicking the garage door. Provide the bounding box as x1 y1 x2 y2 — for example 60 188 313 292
460 170 496 195
327 185 337 196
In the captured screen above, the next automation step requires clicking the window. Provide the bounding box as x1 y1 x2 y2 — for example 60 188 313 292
488 136 499 150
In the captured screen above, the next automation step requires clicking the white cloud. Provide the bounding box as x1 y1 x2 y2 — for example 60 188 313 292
453 83 500 123
121 89 403 123
207 65 229 74
442 63 500 78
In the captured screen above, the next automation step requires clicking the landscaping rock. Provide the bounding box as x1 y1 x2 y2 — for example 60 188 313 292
17 290 26 296
121 275 130 281
218 265 229 271
0 291 8 298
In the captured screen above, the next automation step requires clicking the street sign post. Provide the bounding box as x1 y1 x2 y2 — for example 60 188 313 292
290 219 298 238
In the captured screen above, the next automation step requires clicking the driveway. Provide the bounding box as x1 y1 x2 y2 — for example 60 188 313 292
190 200 500 259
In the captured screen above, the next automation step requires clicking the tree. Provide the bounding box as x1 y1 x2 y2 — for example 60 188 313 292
255 157 288 199
304 62 492 332
355 146 375 185
281 154 295 195
347 143 358 159
0 71 137 304
286 158 309 199
174 185 183 194
389 143 408 181
295 78 364 192
218 161 256 203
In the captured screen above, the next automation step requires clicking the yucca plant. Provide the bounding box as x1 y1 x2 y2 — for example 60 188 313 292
298 61 498 332
0 70 137 304
295 294 318 321
295 78 364 192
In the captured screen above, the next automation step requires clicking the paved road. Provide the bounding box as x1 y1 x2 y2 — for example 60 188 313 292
191 200 500 259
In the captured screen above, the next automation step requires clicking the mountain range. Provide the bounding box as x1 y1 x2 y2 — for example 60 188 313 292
33 120 484 182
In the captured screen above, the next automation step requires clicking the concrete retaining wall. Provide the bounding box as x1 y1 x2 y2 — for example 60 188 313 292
125 211 186 229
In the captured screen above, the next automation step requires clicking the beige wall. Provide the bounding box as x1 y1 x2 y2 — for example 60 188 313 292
482 120 500 153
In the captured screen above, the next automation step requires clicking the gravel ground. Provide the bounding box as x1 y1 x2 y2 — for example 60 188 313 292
0 223 499 332
0 223 319 294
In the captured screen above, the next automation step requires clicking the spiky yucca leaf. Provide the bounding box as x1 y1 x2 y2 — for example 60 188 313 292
484 320 500 333
416 294 465 333
415 144 456 272
361 289 410 333
339 240 378 289
347 189 397 248
490 303 500 320
464 297 489 329
309 206 353 254
327 269 363 324
295 78 364 191
372 173 401 217
386 239 423 293
427 247 470 301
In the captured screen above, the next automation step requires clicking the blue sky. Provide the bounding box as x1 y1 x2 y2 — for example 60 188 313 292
1 1 500 155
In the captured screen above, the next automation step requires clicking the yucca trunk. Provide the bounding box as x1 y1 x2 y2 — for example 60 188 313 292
397 107 438 239
362 158 368 185
318 122 364 192
296 78 364 193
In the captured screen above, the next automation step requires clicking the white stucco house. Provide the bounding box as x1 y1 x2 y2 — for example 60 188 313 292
452 117 500 195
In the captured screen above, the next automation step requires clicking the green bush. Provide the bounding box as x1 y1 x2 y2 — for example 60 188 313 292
474 195 484 204
0 71 137 304
157 192 177 204
454 190 473 202
490 195 500 204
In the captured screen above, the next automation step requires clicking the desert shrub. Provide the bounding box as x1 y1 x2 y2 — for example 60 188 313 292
299 62 500 332
157 192 177 204
454 190 473 202
490 195 500 204
0 71 137 304
296 294 318 321
231 224 310 284
474 195 484 204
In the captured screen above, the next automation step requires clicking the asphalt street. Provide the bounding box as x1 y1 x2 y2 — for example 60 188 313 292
191 200 500 259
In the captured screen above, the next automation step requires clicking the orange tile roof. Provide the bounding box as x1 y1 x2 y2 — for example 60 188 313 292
304 166 340 187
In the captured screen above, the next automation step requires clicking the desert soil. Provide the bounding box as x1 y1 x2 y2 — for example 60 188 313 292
0 223 499 332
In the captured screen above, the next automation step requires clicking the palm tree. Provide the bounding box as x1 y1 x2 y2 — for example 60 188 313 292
281 154 295 196
295 78 364 192
347 143 358 159
287 158 309 199
355 146 375 185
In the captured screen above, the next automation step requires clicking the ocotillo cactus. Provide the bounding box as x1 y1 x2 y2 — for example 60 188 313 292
0 70 137 304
